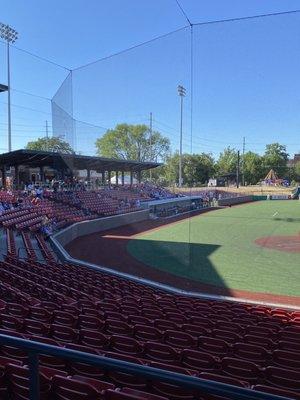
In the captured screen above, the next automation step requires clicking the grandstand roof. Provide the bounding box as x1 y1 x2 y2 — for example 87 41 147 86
0 149 161 171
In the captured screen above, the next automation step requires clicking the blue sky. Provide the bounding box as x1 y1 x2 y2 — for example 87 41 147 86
1 0 300 159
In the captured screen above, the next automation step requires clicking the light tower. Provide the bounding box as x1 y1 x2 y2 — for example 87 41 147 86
177 85 186 187
0 22 18 152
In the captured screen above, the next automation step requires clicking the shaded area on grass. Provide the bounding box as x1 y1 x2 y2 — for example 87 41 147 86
127 239 224 288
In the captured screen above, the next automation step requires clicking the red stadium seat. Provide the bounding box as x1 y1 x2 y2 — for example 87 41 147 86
79 329 109 350
109 335 143 356
52 375 113 400
104 351 148 389
163 330 197 348
198 336 231 356
133 324 163 342
104 388 169 400
180 349 221 372
221 357 261 383
263 366 300 391
148 361 198 400
253 385 300 400
143 342 180 363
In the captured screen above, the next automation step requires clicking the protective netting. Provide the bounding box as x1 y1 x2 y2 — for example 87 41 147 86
52 26 192 156
0 11 300 304
50 13 300 159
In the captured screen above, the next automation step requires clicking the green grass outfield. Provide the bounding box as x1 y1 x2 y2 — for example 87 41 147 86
127 201 300 297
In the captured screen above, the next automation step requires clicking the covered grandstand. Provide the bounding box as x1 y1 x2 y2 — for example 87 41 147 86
0 149 160 189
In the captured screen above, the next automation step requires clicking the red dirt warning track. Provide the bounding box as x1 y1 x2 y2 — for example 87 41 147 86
65 210 300 307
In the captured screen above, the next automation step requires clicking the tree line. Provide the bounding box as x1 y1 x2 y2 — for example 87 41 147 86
26 124 300 186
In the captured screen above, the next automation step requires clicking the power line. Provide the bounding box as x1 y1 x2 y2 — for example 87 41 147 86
0 100 52 115
11 88 51 101
193 9 300 27
0 122 52 127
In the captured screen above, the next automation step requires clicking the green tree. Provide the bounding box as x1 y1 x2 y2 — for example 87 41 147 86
183 153 215 186
216 147 238 175
26 137 74 154
263 143 289 177
95 123 170 162
288 161 300 183
161 152 215 186
242 151 264 185
294 161 300 181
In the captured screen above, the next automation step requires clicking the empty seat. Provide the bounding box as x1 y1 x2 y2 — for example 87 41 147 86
180 349 220 372
263 366 300 391
272 349 300 370
52 375 114 400
50 324 78 343
253 385 300 400
149 361 198 400
77 315 104 331
23 319 50 336
211 329 241 344
232 342 270 365
153 319 179 331
104 351 147 389
143 342 180 363
109 335 143 356
198 336 231 356
6 363 67 400
65 343 105 378
105 387 169 400
133 324 163 342
221 357 261 383
79 329 109 350
105 319 133 336
28 335 65 369
182 324 210 337
164 330 197 348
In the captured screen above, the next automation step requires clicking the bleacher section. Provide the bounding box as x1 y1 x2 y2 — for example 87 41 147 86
0 255 299 399
0 186 299 399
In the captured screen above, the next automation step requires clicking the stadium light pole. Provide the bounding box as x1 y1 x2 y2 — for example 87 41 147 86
177 85 186 188
0 22 18 152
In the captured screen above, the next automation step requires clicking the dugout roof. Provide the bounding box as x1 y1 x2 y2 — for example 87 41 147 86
0 149 161 172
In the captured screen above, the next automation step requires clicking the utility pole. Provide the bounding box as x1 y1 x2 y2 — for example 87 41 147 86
45 120 49 139
242 136 245 186
0 23 18 152
236 150 240 189
178 85 186 188
149 112 153 181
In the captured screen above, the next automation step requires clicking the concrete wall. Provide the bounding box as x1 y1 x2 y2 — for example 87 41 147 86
218 195 253 206
53 209 149 247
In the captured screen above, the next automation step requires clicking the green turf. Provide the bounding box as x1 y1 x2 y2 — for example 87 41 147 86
127 201 300 297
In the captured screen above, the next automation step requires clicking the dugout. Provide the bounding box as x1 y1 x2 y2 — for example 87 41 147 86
143 196 204 217
0 149 160 189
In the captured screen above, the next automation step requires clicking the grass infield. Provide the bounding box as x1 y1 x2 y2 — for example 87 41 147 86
127 201 300 297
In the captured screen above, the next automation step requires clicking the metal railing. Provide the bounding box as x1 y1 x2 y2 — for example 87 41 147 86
0 334 291 400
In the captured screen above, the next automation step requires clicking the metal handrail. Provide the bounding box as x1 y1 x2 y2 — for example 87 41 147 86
0 334 291 400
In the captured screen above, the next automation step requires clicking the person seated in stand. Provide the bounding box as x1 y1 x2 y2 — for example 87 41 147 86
0 202 6 215
36 186 44 199
31 193 40 206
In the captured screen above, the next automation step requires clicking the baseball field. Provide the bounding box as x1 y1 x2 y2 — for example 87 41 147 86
66 200 300 305
127 201 300 299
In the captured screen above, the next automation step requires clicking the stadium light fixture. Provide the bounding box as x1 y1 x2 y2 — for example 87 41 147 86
0 22 18 152
177 85 186 188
